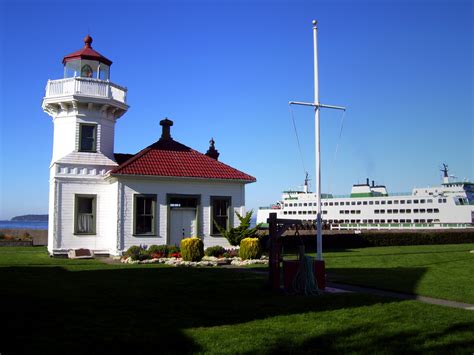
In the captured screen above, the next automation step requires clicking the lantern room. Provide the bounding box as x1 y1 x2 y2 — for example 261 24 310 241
62 35 112 80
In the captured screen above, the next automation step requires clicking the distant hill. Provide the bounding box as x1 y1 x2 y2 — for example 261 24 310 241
11 215 48 222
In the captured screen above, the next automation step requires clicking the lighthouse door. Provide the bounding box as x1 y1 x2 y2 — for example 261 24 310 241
169 208 197 246
168 195 199 247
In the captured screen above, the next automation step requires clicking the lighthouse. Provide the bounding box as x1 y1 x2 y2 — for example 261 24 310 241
42 35 129 254
42 35 255 257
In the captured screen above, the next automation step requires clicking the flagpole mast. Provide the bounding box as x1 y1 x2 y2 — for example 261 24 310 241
313 20 323 261
289 20 346 263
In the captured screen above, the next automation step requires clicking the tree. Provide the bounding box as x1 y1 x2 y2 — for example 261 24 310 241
214 210 262 246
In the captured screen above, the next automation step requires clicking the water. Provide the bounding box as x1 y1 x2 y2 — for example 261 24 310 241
0 220 48 230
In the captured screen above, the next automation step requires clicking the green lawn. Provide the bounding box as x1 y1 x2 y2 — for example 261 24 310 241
323 243 474 304
0 247 473 354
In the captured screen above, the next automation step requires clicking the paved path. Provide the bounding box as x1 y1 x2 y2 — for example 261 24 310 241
325 281 474 311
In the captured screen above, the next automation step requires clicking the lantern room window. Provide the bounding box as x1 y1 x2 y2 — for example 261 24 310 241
81 64 93 78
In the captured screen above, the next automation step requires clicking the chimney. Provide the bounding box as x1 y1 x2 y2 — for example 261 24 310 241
366 178 369 186
205 137 220 160
159 118 173 141
372 180 375 187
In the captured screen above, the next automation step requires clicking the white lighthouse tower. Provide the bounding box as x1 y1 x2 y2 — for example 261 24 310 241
42 35 128 254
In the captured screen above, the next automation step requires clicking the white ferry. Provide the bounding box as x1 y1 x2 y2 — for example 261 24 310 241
257 165 474 230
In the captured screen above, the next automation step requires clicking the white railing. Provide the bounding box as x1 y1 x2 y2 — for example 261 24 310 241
45 77 127 104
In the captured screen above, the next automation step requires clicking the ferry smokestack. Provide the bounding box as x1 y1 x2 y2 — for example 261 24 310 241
366 178 369 185
372 180 375 187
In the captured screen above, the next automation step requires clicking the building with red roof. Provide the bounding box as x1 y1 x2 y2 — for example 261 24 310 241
42 36 256 256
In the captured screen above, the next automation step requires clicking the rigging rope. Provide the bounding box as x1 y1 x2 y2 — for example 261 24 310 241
289 104 307 177
328 109 346 194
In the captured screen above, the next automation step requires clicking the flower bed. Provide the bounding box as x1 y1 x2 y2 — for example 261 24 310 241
120 255 269 267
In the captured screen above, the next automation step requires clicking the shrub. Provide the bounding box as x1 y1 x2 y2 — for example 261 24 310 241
239 238 262 260
148 245 168 258
223 248 239 258
125 245 150 261
180 237 204 262
168 245 180 255
205 245 226 257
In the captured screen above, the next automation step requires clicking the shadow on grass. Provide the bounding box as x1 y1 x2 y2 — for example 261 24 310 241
327 267 427 295
0 264 435 353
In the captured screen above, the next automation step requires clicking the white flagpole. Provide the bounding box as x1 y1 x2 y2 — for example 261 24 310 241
313 20 323 261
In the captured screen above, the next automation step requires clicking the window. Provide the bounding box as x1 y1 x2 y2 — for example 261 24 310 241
375 201 380 205
363 201 367 205
75 195 96 234
211 197 231 234
79 124 97 152
381 201 386 205
134 195 156 235
81 64 93 78
387 201 392 205
304 203 307 207
329 202 333 206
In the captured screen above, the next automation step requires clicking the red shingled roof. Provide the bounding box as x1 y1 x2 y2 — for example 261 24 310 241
111 139 256 182
62 35 112 66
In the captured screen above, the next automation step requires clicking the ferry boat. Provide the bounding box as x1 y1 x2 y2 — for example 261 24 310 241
257 165 474 230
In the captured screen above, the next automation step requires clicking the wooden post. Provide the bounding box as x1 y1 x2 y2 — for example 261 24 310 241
268 213 280 291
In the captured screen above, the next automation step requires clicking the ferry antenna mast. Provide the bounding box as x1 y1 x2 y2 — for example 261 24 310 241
289 20 346 261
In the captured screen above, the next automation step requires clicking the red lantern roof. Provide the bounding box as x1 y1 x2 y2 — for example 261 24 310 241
112 139 256 183
62 35 112 66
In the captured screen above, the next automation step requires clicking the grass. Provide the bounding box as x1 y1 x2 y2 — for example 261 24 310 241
0 246 473 353
322 243 474 303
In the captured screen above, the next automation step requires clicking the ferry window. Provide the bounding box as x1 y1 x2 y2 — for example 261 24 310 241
414 200 419 204
374 219 379 223
400 209 405 213
393 219 398 223
284 211 288 215
345 220 349 223
323 202 327 206
363 201 367 205
387 219 392 223
369 201 374 205
427 209 433 213
351 201 356 205
298 211 302 214
356 219 361 223
443 198 447 203
387 201 392 205
427 199 433 203
303 211 307 214
375 201 380 205
346 202 350 206
400 200 405 204
407 200 412 204
406 209 411 213
329 202 333 206
387 210 392 214
381 201 386 205
420 209 426 213
438 199 442 203
375 210 379 214
351 220 356 223
414 219 419 223
420 199 426 203
380 210 385 214
381 220 385 223
368 219 373 223
284 203 288 207
335 202 339 206
309 203 313 206
394 200 398 204
323 211 327 215
434 209 439 213
393 209 398 213
345 210 350 214
340 210 344 214
407 219 411 223
400 219 405 223
303 203 307 207
299 203 302 207
357 201 361 205
351 210 355 214
420 219 426 223
363 219 367 223
356 210 361 214
414 209 419 213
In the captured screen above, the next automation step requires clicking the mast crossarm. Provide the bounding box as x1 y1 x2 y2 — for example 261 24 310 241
289 101 346 111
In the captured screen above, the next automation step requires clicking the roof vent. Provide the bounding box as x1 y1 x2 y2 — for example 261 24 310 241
160 118 173 141
205 138 220 160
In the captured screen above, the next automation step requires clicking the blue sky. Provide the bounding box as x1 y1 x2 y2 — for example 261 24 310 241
0 0 472 220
